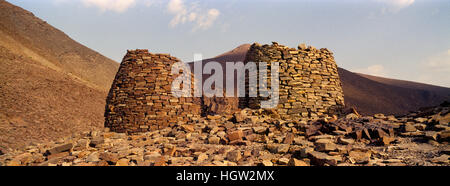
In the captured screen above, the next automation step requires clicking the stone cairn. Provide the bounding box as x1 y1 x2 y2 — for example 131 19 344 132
241 42 345 120
104 49 201 133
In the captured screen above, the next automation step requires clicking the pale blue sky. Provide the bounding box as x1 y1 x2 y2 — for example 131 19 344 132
8 0 450 87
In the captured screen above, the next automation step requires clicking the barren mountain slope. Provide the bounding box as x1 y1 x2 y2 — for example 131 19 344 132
358 73 450 94
0 46 106 151
338 68 449 115
187 44 251 92
0 1 119 151
0 0 119 91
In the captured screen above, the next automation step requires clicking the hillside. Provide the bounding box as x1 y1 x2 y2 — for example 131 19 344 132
0 0 119 151
192 44 450 116
358 73 450 94
0 0 119 91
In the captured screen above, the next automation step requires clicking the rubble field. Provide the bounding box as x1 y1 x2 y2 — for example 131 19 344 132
1 103 448 166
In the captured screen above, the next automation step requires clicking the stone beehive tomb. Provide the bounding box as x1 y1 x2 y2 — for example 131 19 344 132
105 42 345 133
104 49 201 133
241 42 345 120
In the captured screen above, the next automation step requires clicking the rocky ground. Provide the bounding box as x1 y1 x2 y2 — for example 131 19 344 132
1 103 448 166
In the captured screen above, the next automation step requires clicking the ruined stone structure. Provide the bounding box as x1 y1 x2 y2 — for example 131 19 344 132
105 42 345 133
104 49 201 133
241 42 345 120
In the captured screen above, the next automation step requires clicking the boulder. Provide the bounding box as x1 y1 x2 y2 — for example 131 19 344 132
348 150 371 164
288 158 309 166
46 143 73 155
308 151 339 166
227 150 242 162
227 130 244 141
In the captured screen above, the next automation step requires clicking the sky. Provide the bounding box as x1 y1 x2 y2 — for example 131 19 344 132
8 0 450 87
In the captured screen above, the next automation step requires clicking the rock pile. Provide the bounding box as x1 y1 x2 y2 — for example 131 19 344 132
242 42 345 120
397 101 450 142
2 103 448 166
104 50 201 133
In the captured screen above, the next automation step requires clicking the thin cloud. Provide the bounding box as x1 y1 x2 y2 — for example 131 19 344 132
425 49 450 73
143 0 164 7
354 64 389 77
82 0 136 13
410 50 450 87
167 0 220 31
56 0 221 30
376 0 415 13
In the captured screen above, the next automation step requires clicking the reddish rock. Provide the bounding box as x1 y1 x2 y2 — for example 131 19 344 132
288 158 309 166
227 130 244 141
115 159 129 166
283 133 295 144
46 143 72 155
99 152 119 164
47 151 69 160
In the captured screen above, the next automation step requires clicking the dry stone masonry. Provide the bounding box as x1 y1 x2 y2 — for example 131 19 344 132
241 42 345 120
104 49 201 133
105 42 345 133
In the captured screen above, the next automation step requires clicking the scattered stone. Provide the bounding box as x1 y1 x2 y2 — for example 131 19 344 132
338 137 354 145
197 153 209 162
260 160 273 166
431 155 449 164
288 158 308 166
283 133 295 144
2 98 449 167
298 147 314 158
227 130 244 141
46 143 72 155
74 139 89 151
144 152 162 162
7 159 21 166
116 158 129 166
439 131 450 141
86 152 100 162
234 111 247 123
164 146 177 156
374 113 386 119
154 156 166 166
277 144 290 154
181 125 195 132
227 150 242 162
414 117 427 123
348 150 371 164
346 113 359 120
425 131 439 141
414 124 427 131
278 158 290 165
47 151 69 160
89 137 104 148
253 126 267 134
208 136 221 144
315 139 337 152
99 152 119 164
207 115 222 120
404 123 417 132
308 151 338 166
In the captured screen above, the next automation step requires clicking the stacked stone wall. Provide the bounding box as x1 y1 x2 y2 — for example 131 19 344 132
242 42 345 120
104 49 201 133
105 42 345 133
